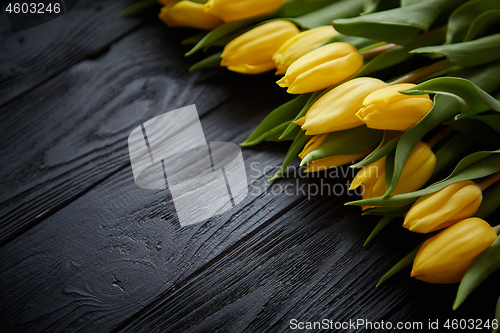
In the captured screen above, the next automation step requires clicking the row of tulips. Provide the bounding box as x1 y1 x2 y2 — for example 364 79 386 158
125 0 500 326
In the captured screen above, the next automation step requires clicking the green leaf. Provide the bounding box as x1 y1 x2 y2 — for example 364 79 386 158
412 33 500 67
359 26 446 76
432 133 477 178
454 236 500 310
265 124 301 142
476 181 500 219
364 216 393 246
245 121 293 146
301 126 383 165
402 77 500 119
351 132 400 168
460 114 500 133
274 0 342 17
189 52 222 72
368 62 500 200
119 0 157 16
384 95 459 197
181 33 207 46
347 149 500 207
321 34 378 49
384 150 395 193
362 0 399 14
495 295 500 333
447 117 500 146
376 242 422 287
280 91 322 139
445 0 500 44
241 94 310 147
464 9 500 42
186 18 263 56
333 0 467 45
447 61 500 93
361 205 412 217
293 0 365 28
269 131 311 181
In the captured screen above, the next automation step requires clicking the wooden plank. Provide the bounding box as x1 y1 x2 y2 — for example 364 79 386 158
0 0 144 106
115 203 500 333
0 20 291 246
0 123 305 331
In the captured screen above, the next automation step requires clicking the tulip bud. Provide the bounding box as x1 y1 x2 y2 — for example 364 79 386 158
159 1 224 30
349 141 436 202
272 26 338 75
411 217 497 284
276 43 363 94
205 0 285 22
403 180 483 233
298 134 327 160
221 20 300 74
297 78 388 135
356 83 434 131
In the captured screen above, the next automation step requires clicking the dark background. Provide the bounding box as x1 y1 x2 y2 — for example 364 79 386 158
0 1 498 332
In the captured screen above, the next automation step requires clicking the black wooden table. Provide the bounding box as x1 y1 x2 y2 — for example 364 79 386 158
1 1 498 332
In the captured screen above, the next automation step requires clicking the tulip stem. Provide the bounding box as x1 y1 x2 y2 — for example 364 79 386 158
360 43 396 59
426 126 454 149
479 172 500 191
389 59 454 85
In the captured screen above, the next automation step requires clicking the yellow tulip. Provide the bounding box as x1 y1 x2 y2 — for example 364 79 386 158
356 83 434 131
349 141 436 203
221 20 300 74
411 217 497 284
273 26 338 75
276 43 363 94
158 1 224 30
205 0 285 22
298 135 371 173
403 180 483 233
298 134 328 160
296 78 388 135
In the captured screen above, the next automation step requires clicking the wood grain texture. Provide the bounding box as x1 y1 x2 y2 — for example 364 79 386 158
0 0 143 106
0 21 290 246
1 2 499 332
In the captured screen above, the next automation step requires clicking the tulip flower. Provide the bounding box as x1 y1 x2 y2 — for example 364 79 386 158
273 26 338 75
411 217 497 284
298 134 370 172
349 141 436 203
276 43 363 94
158 1 224 30
296 78 388 135
221 20 300 74
356 83 434 131
205 0 285 22
403 180 483 233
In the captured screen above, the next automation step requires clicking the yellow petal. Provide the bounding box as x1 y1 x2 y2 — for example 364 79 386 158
227 62 276 74
273 26 337 75
159 1 224 30
403 180 482 233
411 217 497 284
205 0 285 22
301 77 387 134
357 98 433 131
278 43 362 94
298 134 327 159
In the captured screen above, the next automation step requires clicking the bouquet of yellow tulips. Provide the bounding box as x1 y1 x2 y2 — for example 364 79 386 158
123 0 500 328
